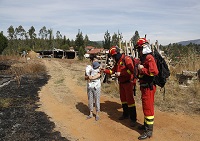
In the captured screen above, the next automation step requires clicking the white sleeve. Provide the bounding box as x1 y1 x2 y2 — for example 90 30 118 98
85 65 92 76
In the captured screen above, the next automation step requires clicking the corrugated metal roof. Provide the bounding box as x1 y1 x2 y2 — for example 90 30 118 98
85 46 95 49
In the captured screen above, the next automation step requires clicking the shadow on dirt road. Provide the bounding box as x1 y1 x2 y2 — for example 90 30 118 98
76 100 143 135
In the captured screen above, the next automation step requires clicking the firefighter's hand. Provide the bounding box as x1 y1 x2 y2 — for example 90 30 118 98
138 64 144 70
85 76 89 80
115 72 121 77
89 76 93 80
100 68 105 73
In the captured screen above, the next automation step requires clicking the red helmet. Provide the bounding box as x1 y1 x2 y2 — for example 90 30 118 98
109 46 119 56
136 38 148 48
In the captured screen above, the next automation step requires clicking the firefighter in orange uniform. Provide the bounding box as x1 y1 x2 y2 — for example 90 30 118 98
135 38 159 140
103 46 137 127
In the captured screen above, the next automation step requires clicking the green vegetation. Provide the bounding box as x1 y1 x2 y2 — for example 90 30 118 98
0 32 8 54
131 31 140 47
1 25 200 65
162 43 200 62
2 25 109 55
1 25 142 56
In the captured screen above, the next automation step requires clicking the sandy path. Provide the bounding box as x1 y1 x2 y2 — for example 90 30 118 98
38 59 200 141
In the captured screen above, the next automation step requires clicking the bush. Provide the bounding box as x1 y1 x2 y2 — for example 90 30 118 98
0 33 8 54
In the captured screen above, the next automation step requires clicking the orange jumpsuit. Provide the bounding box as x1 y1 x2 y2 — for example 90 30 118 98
138 54 159 133
104 54 137 122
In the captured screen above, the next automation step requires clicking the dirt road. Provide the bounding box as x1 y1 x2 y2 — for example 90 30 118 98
37 59 200 141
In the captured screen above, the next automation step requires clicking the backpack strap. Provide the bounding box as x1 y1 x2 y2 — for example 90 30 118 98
122 55 138 96
122 55 138 79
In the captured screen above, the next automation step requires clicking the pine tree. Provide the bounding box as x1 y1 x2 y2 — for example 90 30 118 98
0 32 8 54
75 30 84 51
103 30 111 49
78 46 85 60
131 31 140 46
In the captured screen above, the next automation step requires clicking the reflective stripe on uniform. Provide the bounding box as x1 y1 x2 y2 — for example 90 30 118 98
138 74 144 78
121 102 127 104
128 103 135 107
127 69 132 74
119 60 132 75
149 72 154 76
144 116 154 125
139 72 154 77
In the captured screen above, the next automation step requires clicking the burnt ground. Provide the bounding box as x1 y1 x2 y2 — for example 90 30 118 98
0 74 69 141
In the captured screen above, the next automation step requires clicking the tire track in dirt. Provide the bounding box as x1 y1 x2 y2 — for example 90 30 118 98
38 59 200 141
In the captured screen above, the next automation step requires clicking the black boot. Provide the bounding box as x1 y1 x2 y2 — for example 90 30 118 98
138 121 145 130
138 131 152 140
138 125 145 130
128 106 137 127
118 104 129 120
138 123 153 140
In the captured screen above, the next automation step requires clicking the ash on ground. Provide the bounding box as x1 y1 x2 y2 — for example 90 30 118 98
0 74 69 141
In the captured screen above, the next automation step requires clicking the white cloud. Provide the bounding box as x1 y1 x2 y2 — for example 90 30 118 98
0 0 200 45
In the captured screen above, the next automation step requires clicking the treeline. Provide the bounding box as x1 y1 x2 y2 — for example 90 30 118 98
1 25 130 56
1 25 104 55
0 25 136 58
161 43 200 61
1 25 200 61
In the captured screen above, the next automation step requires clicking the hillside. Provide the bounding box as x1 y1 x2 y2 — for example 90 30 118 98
177 39 200 45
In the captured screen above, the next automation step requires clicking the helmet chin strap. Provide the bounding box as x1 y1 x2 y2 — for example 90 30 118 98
136 47 143 58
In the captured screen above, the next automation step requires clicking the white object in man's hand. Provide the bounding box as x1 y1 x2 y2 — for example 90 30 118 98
115 72 121 77
138 64 144 70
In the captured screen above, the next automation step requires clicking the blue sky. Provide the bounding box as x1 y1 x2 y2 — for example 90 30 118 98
0 0 200 45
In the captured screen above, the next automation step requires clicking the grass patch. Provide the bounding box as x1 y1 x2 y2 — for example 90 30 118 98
0 98 12 108
69 56 200 115
101 82 119 98
55 78 64 84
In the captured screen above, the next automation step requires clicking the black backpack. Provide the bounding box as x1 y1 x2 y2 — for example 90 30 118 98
153 48 170 88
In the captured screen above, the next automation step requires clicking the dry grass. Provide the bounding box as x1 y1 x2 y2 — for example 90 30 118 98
90 54 200 116
11 62 46 75
101 76 200 115
101 82 119 98
0 55 47 111
0 55 19 61
0 55 47 86
2 55 199 116
170 54 200 75
154 80 200 114
29 56 200 116
0 98 12 108
154 55 200 115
